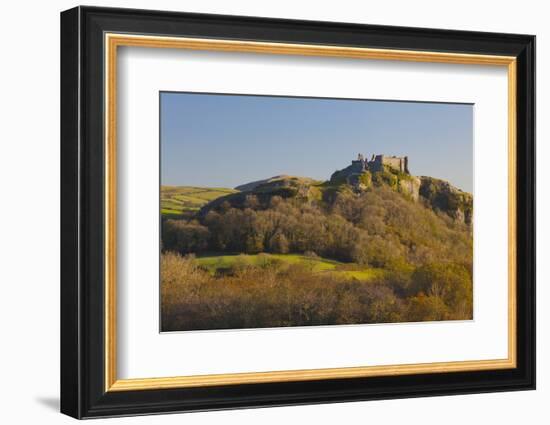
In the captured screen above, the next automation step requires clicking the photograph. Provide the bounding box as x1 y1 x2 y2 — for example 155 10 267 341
160 92 474 332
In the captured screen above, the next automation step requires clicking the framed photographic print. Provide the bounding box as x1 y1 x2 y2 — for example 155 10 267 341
60 6 535 419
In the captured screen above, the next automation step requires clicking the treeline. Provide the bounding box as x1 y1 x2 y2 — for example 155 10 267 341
161 253 473 331
161 186 474 329
162 186 472 270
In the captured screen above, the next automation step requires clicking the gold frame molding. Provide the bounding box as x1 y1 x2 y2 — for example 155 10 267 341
104 33 517 392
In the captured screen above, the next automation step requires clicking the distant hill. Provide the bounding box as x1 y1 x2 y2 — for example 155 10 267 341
235 175 288 192
161 186 237 219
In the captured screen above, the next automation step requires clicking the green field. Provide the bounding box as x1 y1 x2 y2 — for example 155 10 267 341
161 186 237 218
329 269 384 280
195 253 382 281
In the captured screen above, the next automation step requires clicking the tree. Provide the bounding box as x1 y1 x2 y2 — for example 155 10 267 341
244 194 260 209
269 232 289 254
162 220 210 254
245 234 264 254
410 263 471 303
406 294 449 322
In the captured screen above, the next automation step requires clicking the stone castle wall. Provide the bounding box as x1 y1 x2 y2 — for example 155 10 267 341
379 156 408 173
364 154 409 174
346 154 410 176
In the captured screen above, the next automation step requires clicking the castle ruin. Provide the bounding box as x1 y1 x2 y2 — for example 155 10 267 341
351 153 409 174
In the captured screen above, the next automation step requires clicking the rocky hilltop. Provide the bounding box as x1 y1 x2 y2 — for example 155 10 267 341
328 154 472 224
199 154 472 226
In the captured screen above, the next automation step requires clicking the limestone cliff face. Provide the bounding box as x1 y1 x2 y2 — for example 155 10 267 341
399 176 421 201
329 164 363 184
419 177 473 225
329 160 471 225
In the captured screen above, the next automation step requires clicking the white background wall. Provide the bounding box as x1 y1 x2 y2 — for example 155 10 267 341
0 0 545 423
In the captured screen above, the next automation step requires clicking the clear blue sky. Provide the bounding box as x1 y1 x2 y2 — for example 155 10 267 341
161 92 473 192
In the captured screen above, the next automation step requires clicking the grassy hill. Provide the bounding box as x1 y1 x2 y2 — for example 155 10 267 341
161 186 237 219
